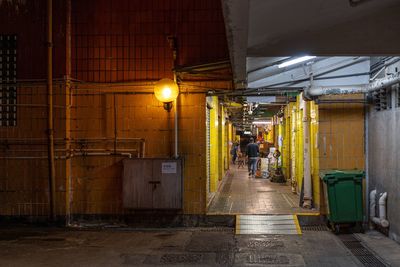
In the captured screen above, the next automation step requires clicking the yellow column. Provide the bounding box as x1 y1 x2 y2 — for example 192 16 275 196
209 96 219 192
310 101 320 208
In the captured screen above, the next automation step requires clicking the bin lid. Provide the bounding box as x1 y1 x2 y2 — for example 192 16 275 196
320 169 364 182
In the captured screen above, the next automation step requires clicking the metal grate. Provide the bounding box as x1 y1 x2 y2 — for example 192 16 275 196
339 235 387 267
358 255 388 267
0 35 17 127
372 88 391 111
301 224 329 231
397 85 400 108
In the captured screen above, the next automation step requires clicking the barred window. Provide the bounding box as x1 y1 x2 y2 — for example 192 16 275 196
0 35 17 126
397 85 400 108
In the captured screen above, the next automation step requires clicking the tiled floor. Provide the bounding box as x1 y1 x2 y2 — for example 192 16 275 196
208 168 318 215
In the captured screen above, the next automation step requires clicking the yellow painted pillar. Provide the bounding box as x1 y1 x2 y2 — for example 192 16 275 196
310 101 320 208
295 95 304 194
209 96 219 193
290 103 297 193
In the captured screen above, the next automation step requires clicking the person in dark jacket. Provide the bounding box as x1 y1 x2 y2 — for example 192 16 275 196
246 137 259 178
230 143 238 164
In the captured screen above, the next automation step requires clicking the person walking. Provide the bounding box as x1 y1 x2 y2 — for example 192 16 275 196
230 142 238 164
246 137 259 178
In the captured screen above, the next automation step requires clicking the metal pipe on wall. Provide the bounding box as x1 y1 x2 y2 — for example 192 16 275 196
174 62 179 159
364 93 369 224
305 71 400 98
65 0 72 226
174 94 178 158
46 0 56 221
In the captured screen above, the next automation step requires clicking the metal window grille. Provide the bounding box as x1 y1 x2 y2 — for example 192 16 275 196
397 85 400 108
372 87 391 111
0 35 17 126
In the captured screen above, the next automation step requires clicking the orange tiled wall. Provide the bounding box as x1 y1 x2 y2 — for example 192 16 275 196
71 0 229 82
0 85 68 216
69 87 207 215
0 0 230 217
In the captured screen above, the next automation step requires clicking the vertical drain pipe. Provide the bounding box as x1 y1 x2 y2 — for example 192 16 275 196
65 0 72 225
168 36 179 159
173 73 178 159
302 95 312 208
47 0 56 221
364 93 369 223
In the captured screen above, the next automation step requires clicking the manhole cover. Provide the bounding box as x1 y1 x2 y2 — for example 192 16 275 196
247 240 284 249
216 252 235 265
247 254 290 264
160 253 203 264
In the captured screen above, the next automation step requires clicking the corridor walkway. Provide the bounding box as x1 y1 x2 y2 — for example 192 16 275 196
208 167 317 215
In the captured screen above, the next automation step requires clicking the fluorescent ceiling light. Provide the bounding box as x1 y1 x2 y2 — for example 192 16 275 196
244 131 252 135
278 56 316 68
252 121 271 125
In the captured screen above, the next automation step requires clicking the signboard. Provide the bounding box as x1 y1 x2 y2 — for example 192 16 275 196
162 162 177 174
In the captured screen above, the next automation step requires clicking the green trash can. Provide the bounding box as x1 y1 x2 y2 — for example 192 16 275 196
320 170 364 233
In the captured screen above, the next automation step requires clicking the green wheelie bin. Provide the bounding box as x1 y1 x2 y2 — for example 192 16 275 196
320 170 364 234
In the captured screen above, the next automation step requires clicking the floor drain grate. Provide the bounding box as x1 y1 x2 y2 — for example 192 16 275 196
301 225 329 231
358 255 387 267
340 235 387 267
160 253 203 264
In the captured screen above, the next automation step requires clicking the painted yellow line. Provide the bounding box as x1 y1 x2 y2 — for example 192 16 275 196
293 214 302 235
235 214 240 235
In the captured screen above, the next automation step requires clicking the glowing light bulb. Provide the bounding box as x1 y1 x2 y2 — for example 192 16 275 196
162 87 172 98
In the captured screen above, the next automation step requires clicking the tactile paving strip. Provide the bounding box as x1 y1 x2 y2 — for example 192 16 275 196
236 215 301 235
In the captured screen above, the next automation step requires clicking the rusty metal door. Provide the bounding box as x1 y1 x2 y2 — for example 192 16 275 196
123 158 182 209
152 159 182 209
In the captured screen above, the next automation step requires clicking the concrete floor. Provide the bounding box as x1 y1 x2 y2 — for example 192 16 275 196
0 226 380 267
208 168 318 215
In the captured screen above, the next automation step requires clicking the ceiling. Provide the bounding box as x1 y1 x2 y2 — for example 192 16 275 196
222 0 400 87
221 0 400 131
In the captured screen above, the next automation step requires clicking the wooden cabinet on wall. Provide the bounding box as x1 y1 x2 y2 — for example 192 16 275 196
123 158 182 209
